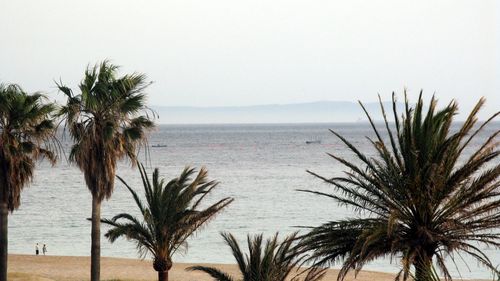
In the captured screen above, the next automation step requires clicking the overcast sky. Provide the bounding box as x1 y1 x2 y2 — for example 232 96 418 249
1 0 498 119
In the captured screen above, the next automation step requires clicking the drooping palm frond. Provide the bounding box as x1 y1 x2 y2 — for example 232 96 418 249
187 266 234 281
188 232 326 281
101 163 233 276
299 91 499 281
0 83 58 211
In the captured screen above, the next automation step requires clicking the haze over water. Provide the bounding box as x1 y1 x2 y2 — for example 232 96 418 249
9 123 499 279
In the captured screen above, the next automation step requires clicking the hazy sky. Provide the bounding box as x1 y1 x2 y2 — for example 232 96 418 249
1 0 498 119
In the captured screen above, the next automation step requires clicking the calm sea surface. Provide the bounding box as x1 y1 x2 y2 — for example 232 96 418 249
9 123 499 278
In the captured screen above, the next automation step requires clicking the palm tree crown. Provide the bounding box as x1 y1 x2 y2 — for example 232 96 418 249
189 232 325 281
299 92 499 281
0 83 57 211
102 164 233 281
57 60 155 201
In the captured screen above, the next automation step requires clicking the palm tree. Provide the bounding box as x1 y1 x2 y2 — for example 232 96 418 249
0 84 58 281
57 61 155 281
188 232 325 281
101 163 233 281
299 92 500 281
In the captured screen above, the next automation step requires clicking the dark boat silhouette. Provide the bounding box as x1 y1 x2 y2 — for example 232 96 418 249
151 144 167 148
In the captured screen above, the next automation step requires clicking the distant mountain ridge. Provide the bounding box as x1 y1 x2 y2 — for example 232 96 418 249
151 101 403 124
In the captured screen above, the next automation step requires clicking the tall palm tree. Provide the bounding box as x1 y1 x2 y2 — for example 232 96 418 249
0 84 58 281
188 232 325 281
299 92 500 281
57 61 155 281
101 164 233 281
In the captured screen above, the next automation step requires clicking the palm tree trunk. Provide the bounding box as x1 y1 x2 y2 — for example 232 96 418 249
158 270 168 281
91 195 101 281
414 255 432 281
0 201 7 281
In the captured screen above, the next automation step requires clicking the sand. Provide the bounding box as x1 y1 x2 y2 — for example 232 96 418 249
8 254 397 281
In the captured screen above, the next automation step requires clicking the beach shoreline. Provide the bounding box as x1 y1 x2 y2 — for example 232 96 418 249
8 253 399 281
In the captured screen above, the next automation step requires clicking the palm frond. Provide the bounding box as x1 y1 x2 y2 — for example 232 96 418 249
186 266 235 281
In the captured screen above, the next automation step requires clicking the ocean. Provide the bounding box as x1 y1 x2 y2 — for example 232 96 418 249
9 123 499 278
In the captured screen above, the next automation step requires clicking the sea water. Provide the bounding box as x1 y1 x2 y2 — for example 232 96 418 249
9 123 499 279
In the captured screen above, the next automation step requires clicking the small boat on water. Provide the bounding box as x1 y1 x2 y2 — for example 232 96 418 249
151 144 167 148
305 140 321 144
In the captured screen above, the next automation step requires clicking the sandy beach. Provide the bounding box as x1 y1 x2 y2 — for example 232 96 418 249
7 254 398 281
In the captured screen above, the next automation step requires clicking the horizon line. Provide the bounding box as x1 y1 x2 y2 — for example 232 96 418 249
152 120 498 126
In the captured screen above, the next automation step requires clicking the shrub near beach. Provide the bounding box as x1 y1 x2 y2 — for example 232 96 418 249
189 232 326 281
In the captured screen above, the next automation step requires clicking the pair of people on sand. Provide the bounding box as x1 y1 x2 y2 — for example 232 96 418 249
35 243 47 255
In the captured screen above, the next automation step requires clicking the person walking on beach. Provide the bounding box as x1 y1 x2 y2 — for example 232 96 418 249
42 244 47 255
35 243 39 255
